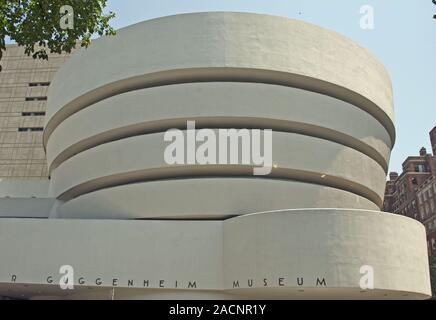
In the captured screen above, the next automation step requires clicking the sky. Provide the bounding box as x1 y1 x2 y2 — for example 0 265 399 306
8 0 436 173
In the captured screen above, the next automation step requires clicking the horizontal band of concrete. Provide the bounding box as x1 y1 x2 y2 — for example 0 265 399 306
54 166 383 210
56 178 380 219
48 117 390 175
0 210 430 299
49 131 387 205
0 180 50 198
45 12 395 146
0 199 53 219
46 83 392 174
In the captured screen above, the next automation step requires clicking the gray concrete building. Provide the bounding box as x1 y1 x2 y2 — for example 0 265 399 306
0 12 431 300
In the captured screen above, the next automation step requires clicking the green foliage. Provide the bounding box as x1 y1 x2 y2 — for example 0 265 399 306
0 0 115 71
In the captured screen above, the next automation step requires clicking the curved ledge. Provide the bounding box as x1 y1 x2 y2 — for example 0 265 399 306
56 166 383 207
222 209 431 298
44 67 396 148
57 178 380 219
49 130 387 201
48 117 389 174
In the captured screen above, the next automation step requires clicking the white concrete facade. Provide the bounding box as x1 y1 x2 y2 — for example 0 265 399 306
0 210 431 300
0 12 431 299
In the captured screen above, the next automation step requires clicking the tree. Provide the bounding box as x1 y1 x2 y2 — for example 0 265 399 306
0 0 115 71
434 0 436 20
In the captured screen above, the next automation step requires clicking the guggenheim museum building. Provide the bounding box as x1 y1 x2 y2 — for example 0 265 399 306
0 12 431 299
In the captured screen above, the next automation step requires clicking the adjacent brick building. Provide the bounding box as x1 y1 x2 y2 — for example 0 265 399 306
0 45 72 179
383 126 436 256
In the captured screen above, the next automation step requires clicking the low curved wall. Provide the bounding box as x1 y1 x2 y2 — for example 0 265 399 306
0 210 431 299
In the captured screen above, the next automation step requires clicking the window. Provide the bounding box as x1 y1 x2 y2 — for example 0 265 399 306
21 112 46 116
415 165 426 172
18 127 44 132
29 82 50 87
411 177 418 185
25 97 47 101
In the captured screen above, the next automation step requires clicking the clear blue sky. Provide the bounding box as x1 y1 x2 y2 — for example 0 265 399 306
9 0 436 173
105 0 436 173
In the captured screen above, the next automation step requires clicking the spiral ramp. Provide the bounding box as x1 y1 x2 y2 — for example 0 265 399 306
0 12 430 299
